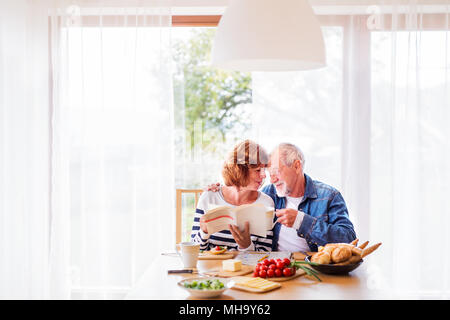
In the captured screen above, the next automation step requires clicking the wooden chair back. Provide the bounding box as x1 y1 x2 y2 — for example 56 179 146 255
175 189 203 243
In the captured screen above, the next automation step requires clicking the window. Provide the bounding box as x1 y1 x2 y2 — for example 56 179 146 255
172 22 346 241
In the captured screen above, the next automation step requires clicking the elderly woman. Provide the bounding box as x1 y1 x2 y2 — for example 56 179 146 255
190 140 275 252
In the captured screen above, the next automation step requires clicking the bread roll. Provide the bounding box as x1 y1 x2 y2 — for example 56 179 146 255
323 246 336 255
325 243 355 249
330 246 352 263
311 251 331 264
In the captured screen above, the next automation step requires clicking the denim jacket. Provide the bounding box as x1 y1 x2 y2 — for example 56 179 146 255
261 174 356 252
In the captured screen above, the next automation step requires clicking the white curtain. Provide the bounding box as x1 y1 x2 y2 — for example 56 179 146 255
50 1 174 299
0 0 52 299
251 1 450 298
1 0 174 299
368 2 450 298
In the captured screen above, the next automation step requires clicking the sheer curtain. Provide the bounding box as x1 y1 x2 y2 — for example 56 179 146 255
50 1 174 299
1 0 174 299
250 1 450 298
0 0 52 299
368 2 450 298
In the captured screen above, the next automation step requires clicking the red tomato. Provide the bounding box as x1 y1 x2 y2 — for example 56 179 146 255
259 270 267 278
269 264 277 270
263 259 271 266
276 261 285 269
260 265 268 271
283 258 291 266
267 269 274 278
274 269 282 277
269 259 276 265
283 267 292 277
254 266 260 272
253 270 259 277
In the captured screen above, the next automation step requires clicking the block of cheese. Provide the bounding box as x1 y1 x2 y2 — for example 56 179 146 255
222 259 242 272
231 276 281 293
238 278 280 291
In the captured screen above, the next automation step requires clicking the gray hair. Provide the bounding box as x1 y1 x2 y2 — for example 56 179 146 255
276 143 305 168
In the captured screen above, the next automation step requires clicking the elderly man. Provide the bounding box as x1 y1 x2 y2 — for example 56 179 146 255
263 143 356 252
207 142 356 252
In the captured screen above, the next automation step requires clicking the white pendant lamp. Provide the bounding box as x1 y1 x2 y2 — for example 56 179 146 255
211 0 326 72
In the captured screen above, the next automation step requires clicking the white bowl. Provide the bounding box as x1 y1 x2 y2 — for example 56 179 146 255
177 277 232 298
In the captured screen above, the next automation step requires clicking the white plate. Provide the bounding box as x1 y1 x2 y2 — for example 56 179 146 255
177 277 233 298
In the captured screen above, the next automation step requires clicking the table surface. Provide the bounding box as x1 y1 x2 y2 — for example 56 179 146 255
125 252 394 300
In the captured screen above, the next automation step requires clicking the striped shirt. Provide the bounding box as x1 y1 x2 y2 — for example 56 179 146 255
191 188 275 252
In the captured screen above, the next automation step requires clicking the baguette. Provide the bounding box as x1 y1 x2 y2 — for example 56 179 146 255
361 242 382 258
334 254 362 266
351 247 363 256
358 241 369 249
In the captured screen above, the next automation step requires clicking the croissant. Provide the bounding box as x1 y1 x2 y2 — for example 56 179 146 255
330 246 352 263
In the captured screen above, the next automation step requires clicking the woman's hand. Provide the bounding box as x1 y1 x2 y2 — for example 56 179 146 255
203 182 221 192
229 222 251 249
199 216 208 234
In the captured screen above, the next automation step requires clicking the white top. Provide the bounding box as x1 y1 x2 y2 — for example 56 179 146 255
277 196 310 253
191 188 275 252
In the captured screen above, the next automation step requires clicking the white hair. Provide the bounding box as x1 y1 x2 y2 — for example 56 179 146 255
276 143 305 168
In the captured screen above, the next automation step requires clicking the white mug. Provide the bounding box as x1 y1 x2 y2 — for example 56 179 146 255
175 242 200 269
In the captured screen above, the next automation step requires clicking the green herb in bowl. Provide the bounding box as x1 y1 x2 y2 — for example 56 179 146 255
178 277 230 298
184 279 225 290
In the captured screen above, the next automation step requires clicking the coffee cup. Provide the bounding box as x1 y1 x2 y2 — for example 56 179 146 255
175 242 200 269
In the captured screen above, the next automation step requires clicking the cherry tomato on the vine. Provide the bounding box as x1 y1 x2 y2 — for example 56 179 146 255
283 267 292 277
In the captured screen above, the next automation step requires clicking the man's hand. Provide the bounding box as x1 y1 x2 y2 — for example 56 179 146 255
203 182 221 192
275 209 298 228
229 222 251 249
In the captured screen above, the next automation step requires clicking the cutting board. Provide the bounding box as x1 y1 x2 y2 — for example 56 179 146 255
292 252 313 261
268 269 306 282
203 264 254 277
198 252 236 260
237 269 306 282
231 276 281 293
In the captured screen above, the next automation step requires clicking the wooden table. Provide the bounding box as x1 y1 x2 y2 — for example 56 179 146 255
125 253 394 300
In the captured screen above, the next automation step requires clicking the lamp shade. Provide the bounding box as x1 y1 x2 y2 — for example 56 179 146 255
211 0 326 72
